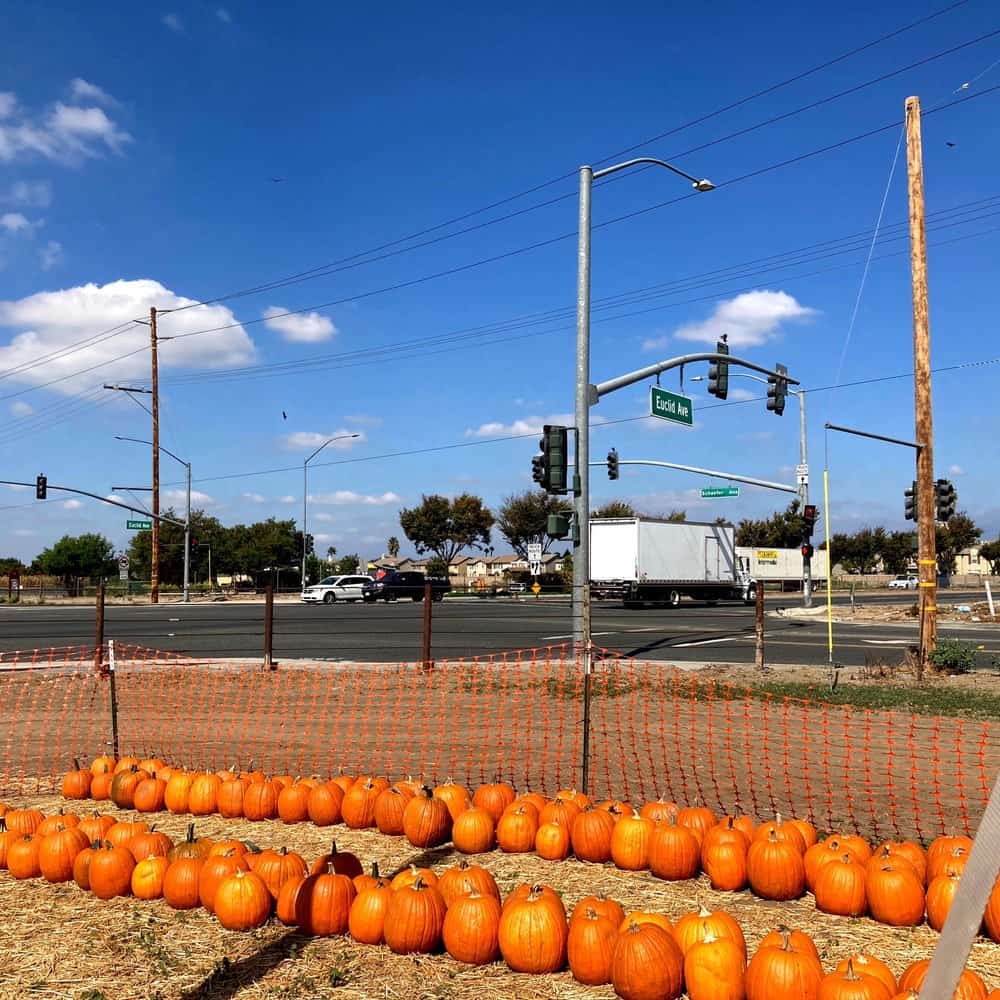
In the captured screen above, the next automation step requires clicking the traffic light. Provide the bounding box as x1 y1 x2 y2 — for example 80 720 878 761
546 513 571 539
802 504 818 536
801 543 814 559
904 481 917 521
607 448 619 481
766 363 788 415
190 537 199 549
531 452 546 487
536 424 568 495
935 479 957 522
35 474 47 500
708 338 729 399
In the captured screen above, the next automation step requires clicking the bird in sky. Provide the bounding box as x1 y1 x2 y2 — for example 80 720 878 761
270 177 287 183
945 142 957 148
282 410 287 420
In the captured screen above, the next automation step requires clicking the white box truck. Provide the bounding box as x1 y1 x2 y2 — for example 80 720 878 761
590 517 756 607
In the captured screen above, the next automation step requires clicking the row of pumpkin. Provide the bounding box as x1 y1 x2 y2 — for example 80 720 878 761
0 809 994 1000
51 755 1000 941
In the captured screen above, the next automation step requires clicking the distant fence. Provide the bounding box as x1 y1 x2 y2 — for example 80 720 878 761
1 643 995 843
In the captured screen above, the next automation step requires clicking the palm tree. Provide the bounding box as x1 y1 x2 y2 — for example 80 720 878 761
387 536 400 558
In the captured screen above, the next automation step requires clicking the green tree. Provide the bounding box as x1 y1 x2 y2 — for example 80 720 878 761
735 500 803 547
128 510 227 586
386 536 400 558
335 554 361 575
592 501 637 519
425 555 449 578
879 530 917 574
496 491 573 559
35 534 116 589
0 557 26 576
399 493 494 566
665 509 687 522
826 527 885 574
979 539 1000 574
936 512 982 574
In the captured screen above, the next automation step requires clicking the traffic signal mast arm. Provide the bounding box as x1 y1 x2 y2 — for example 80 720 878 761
0 480 186 528
587 459 797 495
590 352 799 404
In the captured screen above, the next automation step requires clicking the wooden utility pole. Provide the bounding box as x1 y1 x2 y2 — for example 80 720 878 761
150 306 160 605
905 96 937 664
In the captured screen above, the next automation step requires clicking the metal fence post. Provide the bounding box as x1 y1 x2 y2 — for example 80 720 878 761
422 581 433 670
107 639 120 760
581 654 594 796
755 582 766 672
264 585 275 670
94 582 105 673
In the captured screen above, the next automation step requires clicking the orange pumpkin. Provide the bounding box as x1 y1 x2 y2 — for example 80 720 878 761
472 782 516 822
498 884 567 974
567 907 617 986
745 928 823 1000
306 781 344 826
214 870 272 931
610 814 655 871
684 934 748 1000
293 863 357 935
348 880 393 944
163 857 204 909
402 786 452 848
443 889 502 965
673 905 747 960
612 921 684 1000
384 876 448 954
496 804 538 854
276 782 312 824
897 959 987 1000
867 862 925 926
61 759 93 800
747 830 806 900
131 855 169 900
648 815 701 881
814 852 868 918
89 842 136 899
199 850 250 912
452 806 496 853
570 806 615 863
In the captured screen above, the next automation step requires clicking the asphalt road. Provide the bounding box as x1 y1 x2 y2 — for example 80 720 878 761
1 591 995 668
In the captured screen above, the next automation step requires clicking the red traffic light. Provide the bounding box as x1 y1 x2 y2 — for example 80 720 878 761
801 543 814 559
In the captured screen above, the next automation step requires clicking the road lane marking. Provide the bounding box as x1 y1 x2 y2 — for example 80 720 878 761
540 631 617 640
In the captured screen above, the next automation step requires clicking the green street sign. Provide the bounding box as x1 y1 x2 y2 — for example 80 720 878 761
126 519 153 530
650 386 693 426
700 486 740 499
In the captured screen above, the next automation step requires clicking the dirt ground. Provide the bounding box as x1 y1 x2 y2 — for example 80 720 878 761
2 793 999 1000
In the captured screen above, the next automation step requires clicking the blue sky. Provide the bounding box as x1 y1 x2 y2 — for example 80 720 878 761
2 1 999 563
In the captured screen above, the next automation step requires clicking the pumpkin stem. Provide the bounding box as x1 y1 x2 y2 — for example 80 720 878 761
73 758 81 770
778 926 792 951
185 822 195 843
844 958 860 982
775 811 783 826
697 904 712 917
370 861 380 878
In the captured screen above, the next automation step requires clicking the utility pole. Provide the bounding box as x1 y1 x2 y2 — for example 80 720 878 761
906 95 937 663
150 306 160 605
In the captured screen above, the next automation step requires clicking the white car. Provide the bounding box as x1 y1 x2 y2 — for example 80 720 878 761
301 574 372 604
888 574 919 590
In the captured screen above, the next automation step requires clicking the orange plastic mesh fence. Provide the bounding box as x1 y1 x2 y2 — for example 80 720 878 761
1 643 995 841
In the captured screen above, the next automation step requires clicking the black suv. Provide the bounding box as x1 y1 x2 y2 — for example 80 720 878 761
362 571 450 603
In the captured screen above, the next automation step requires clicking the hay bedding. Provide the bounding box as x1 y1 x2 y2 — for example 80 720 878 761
1 793 998 999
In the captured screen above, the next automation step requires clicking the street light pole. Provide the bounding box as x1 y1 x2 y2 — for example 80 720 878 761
574 157 714 666
301 433 360 590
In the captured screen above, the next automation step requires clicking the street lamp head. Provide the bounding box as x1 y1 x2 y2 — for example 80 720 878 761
693 179 715 193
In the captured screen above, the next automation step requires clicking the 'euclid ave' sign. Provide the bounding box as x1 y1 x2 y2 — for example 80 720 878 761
649 386 693 426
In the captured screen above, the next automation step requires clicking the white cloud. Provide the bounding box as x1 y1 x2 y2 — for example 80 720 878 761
5 483 29 491
279 495 296 504
313 533 338 544
263 306 337 343
667 290 815 349
309 490 402 506
0 278 256 395
949 464 965 476
162 12 183 32
314 512 334 522
164 488 215 506
10 400 33 416
69 79 117 106
2 180 52 207
0 87 131 165
1 212 42 235
105 493 123 502
728 387 758 402
241 492 266 503
39 240 62 269
465 413 574 438
345 414 382 427
282 429 364 451
14 528 35 536
62 499 83 510
216 7 232 22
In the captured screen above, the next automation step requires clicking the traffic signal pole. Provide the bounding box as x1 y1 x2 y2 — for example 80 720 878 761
150 306 160 606
573 166 593 674
905 95 938 664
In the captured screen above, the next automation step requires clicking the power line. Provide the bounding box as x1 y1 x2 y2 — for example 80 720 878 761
0 5 978 388
5 82 998 406
158 1 974 316
156 198 1000 388
156 355 1000 490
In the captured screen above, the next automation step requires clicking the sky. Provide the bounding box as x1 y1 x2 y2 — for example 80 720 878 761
1 0 999 564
